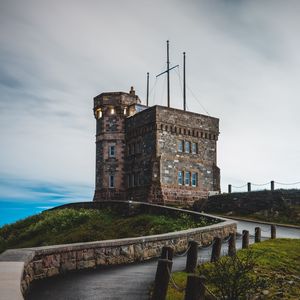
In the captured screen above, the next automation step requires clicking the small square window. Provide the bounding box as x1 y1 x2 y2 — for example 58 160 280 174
109 175 115 188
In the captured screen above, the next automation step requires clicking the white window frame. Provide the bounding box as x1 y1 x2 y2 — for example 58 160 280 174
178 140 183 152
185 141 190 153
192 142 197 154
109 145 116 157
178 171 183 185
192 172 197 187
185 171 190 186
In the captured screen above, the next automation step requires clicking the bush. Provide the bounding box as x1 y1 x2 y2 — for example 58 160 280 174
199 251 268 300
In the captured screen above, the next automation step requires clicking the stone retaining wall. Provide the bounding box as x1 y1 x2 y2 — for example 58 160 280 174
0 201 236 299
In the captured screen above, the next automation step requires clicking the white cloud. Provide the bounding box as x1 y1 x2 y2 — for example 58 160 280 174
0 0 299 197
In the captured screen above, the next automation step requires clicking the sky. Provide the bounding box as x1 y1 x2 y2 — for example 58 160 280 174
0 0 300 216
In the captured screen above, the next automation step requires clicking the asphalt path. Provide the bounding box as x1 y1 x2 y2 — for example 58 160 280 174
27 221 300 300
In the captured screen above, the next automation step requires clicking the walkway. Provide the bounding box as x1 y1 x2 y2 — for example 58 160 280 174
27 221 300 300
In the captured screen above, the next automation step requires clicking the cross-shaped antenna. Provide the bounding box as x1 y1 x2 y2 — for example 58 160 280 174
156 40 179 108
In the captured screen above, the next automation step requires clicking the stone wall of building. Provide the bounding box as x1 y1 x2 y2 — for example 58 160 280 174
155 106 220 205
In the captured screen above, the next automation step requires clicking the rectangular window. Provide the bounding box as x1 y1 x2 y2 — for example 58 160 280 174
184 171 191 185
192 142 197 154
127 174 130 187
131 174 135 187
178 140 184 152
134 173 138 186
192 173 197 187
109 145 115 157
185 141 190 153
185 171 190 186
109 175 115 188
178 171 183 185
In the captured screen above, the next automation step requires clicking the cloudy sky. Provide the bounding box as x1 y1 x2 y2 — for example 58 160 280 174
1 0 300 208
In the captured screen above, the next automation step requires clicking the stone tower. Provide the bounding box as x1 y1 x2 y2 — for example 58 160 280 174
93 87 141 201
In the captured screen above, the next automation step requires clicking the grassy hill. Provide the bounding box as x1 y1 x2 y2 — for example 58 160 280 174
0 208 213 253
166 239 300 299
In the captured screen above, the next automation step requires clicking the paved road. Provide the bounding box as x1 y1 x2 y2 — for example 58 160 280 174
27 221 300 300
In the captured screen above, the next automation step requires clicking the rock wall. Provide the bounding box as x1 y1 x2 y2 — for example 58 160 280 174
0 201 236 297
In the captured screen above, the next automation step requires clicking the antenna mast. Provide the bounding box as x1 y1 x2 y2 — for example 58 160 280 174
156 41 179 108
146 72 149 106
183 52 186 111
167 40 170 107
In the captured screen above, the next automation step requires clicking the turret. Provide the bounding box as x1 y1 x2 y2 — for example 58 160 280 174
93 88 141 201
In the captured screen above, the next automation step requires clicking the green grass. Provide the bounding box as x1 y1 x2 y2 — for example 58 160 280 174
166 239 300 300
0 208 213 254
220 205 300 226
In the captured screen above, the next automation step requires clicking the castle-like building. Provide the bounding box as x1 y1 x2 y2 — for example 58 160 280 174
93 87 220 205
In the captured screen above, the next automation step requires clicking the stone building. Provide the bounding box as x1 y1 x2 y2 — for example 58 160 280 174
93 87 220 205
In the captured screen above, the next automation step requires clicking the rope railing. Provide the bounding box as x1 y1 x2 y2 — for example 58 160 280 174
231 184 248 188
229 180 300 193
173 244 191 257
221 235 232 244
252 182 269 186
275 181 300 186
166 265 186 292
198 239 216 250
203 283 219 299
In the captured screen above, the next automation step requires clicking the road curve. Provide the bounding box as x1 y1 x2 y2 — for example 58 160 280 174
27 221 300 300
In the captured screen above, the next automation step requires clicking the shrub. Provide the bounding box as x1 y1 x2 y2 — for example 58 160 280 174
199 251 268 300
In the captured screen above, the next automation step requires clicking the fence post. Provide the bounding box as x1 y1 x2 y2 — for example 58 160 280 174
271 180 275 191
186 240 199 273
228 184 232 194
271 225 276 239
228 232 236 256
161 246 174 261
242 230 249 249
211 237 222 262
184 274 206 300
247 182 251 192
255 227 261 243
151 259 173 300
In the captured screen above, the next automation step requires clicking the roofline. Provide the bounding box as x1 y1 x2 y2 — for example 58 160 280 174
153 105 219 121
94 91 132 100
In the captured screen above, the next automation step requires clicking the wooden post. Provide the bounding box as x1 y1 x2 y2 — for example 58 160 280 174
247 182 251 192
161 246 174 261
186 240 198 273
152 259 173 300
211 237 222 262
184 274 206 300
255 227 261 243
228 233 236 256
271 180 275 191
242 230 249 249
228 184 232 194
271 225 276 239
